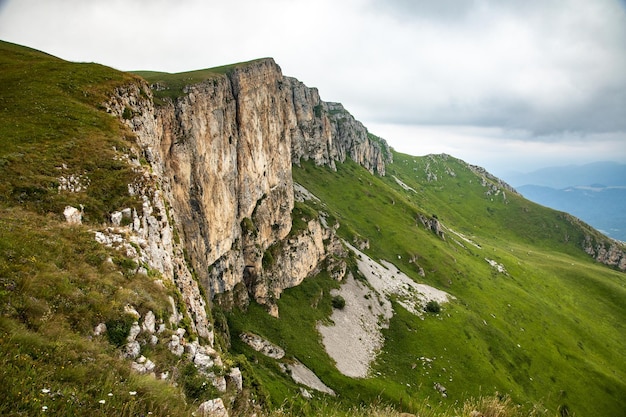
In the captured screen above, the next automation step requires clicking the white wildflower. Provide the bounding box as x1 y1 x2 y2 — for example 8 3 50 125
129 391 137 396
41 388 50 394
99 399 106 404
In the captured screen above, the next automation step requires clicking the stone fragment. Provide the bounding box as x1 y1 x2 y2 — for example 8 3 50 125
226 367 243 391
63 206 82 225
93 323 107 336
142 311 156 333
168 335 184 356
111 211 123 226
124 305 141 319
196 398 228 417
127 321 141 342
240 332 284 359
124 341 141 359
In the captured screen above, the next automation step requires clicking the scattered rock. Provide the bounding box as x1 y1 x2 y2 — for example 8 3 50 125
434 382 447 397
196 398 228 417
226 367 243 391
124 341 141 359
127 321 141 342
124 305 141 319
93 323 107 336
193 346 216 369
300 388 313 399
63 206 82 225
283 360 335 396
168 335 184 356
142 310 156 333
111 211 123 226
211 375 227 392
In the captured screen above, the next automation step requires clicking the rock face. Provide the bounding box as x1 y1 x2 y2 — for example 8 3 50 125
106 58 390 309
583 235 626 270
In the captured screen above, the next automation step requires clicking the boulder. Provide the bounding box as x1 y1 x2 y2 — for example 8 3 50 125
63 206 82 225
196 398 228 417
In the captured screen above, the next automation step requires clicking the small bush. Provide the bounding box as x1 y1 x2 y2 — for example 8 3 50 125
331 295 346 310
424 300 441 314
105 316 134 347
179 362 218 401
122 106 133 120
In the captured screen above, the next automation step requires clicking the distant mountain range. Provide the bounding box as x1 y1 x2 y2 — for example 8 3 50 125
504 162 626 241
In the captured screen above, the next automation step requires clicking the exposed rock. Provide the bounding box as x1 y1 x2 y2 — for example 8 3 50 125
485 258 508 274
127 321 141 342
93 322 106 336
107 58 389 308
63 205 82 225
283 360 335 396
167 335 184 356
256 219 343 306
211 375 227 393
193 345 217 369
111 211 123 226
226 367 243 391
583 235 626 270
300 388 313 400
124 341 141 359
240 332 285 359
319 243 453 378
434 382 448 397
124 305 140 319
196 398 229 417
142 310 156 334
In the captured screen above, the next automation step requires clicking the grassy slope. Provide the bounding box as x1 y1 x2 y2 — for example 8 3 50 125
227 156 625 416
0 41 202 416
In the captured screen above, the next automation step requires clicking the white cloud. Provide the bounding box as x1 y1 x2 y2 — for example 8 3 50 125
0 0 625 173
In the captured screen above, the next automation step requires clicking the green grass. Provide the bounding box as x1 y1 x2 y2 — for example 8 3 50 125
0 40 143 223
0 206 200 416
269 158 625 416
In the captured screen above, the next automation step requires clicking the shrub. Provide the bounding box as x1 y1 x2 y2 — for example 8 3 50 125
424 300 441 314
331 295 346 310
105 316 134 347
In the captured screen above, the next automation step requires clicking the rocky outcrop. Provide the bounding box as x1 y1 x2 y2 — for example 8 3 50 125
251 217 347 313
583 235 626 270
106 58 382 307
288 77 392 175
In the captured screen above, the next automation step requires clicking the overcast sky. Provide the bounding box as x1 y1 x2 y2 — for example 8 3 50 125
1 0 625 176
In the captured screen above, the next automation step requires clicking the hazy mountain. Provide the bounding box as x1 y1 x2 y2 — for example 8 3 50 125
504 161 626 189
505 163 626 241
517 184 626 241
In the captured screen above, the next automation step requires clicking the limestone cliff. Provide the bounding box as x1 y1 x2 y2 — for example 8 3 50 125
106 58 389 312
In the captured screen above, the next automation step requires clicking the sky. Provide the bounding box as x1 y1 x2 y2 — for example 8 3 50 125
1 0 625 177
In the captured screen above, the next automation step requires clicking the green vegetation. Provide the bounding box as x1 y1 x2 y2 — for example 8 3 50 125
0 40 142 223
424 300 441 314
0 40 194 417
284 158 626 416
331 294 346 309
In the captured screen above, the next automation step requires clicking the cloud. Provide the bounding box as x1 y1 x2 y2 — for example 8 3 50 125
0 0 625 172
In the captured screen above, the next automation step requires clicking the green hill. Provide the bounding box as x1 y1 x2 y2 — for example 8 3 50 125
226 157 625 416
1 40 624 417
